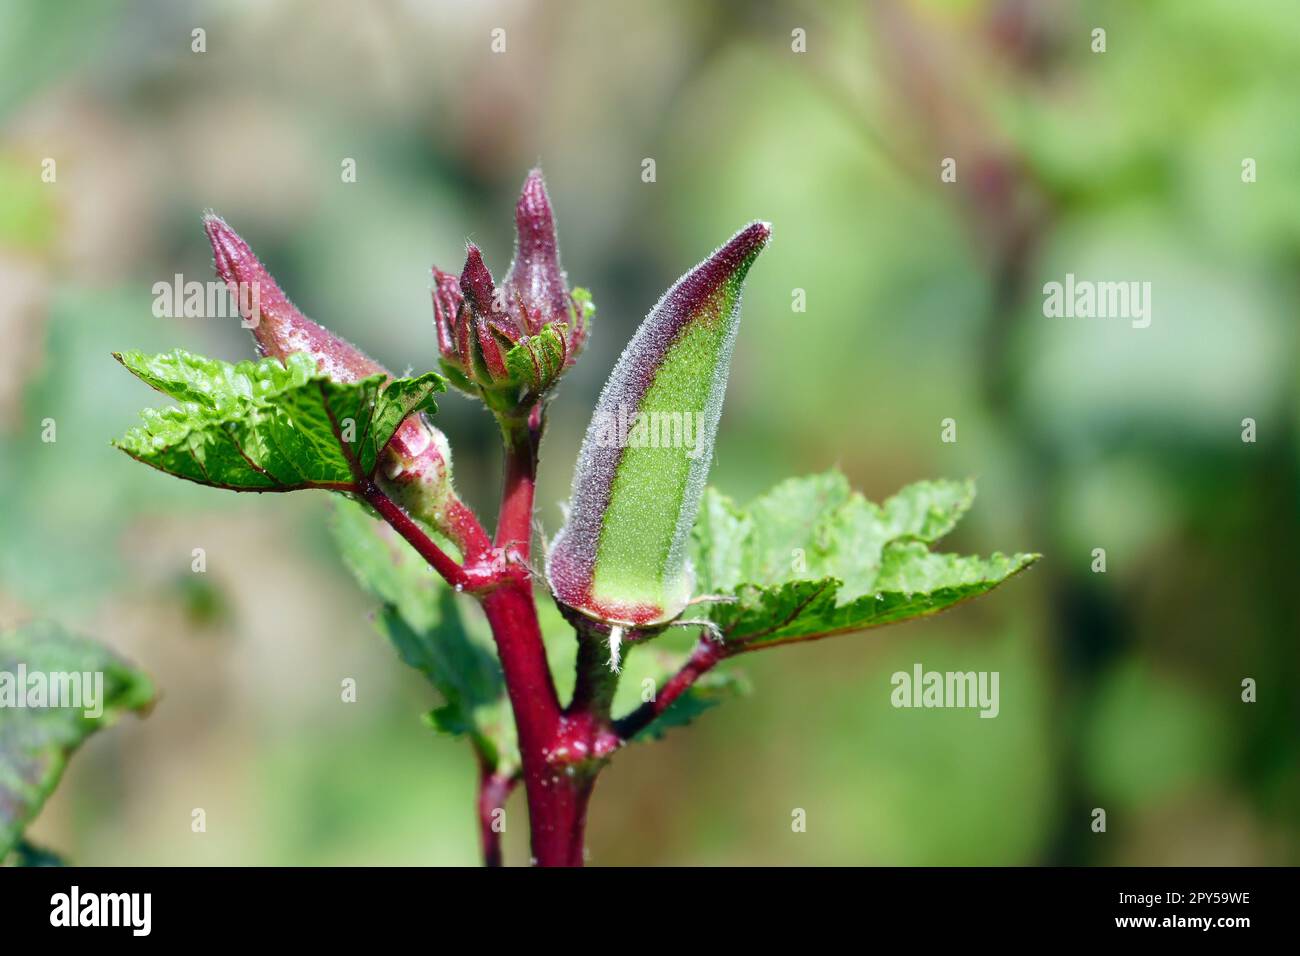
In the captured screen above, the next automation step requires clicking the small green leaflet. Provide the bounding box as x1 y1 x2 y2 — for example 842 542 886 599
690 471 1039 650
329 500 518 776
502 289 594 398
0 621 154 860
570 286 596 323
503 323 567 395
113 349 445 492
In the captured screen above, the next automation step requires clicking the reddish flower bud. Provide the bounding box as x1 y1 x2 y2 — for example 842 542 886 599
205 215 385 383
431 267 471 391
203 214 486 556
431 169 593 414
504 168 570 335
459 243 517 385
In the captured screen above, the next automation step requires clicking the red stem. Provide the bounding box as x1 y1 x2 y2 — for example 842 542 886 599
443 495 494 561
476 761 518 868
494 405 543 555
482 402 599 866
480 561 596 866
361 479 471 590
368 403 598 865
615 636 725 740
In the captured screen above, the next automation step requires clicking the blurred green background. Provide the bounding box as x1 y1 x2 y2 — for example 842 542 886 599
1 0 1296 865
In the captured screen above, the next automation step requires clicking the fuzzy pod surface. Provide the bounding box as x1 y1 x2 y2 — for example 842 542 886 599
547 222 770 628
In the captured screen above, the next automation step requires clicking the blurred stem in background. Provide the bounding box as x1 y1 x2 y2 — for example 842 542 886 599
864 0 1300 862
863 0 1137 864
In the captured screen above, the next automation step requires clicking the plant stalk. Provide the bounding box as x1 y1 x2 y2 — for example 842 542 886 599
615 636 723 740
494 405 543 555
479 401 602 866
361 479 471 589
368 397 612 865
477 579 573 861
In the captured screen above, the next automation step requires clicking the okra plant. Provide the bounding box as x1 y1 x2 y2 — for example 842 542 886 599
111 169 1036 866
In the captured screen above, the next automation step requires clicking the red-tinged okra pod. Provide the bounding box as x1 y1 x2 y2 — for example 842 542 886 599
546 221 771 634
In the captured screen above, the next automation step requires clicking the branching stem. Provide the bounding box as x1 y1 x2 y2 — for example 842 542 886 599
360 479 472 590
495 405 543 556
614 636 725 740
366 400 621 866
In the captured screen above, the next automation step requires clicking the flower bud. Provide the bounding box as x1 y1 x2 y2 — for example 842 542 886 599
203 214 486 555
205 214 384 382
547 221 771 629
459 243 518 388
431 267 473 392
432 169 592 413
505 168 581 342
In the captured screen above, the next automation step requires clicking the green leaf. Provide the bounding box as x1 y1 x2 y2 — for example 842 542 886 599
329 501 517 775
570 286 596 323
113 349 444 493
690 471 1038 651
0 621 154 859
